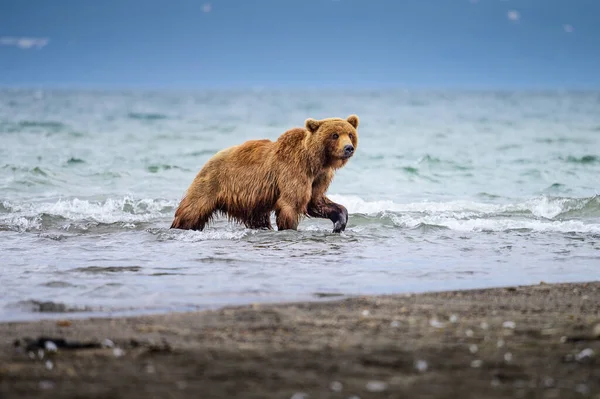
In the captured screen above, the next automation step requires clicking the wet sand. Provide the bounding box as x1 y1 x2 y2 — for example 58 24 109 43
1 281 600 399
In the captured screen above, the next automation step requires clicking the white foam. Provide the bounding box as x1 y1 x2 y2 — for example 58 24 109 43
330 194 499 216
328 194 600 234
170 229 252 242
3 215 42 231
0 197 176 230
390 214 600 234
329 194 597 219
525 197 581 219
1 194 598 235
39 197 175 223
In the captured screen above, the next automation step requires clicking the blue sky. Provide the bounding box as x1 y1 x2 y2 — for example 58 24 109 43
1 0 599 89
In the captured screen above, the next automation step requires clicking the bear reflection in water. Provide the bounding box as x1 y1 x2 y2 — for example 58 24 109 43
170 115 359 233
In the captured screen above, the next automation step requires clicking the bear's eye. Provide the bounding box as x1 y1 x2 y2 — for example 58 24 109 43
332 133 339 139
349 133 354 140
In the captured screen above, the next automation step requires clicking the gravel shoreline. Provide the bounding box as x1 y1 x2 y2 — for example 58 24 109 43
1 281 600 398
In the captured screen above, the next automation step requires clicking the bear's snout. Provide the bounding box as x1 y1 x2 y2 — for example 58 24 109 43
343 144 355 158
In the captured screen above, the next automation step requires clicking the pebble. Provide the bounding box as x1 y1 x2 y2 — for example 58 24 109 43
430 318 446 328
575 348 594 361
449 314 459 323
593 323 600 338
543 377 555 388
37 349 45 359
471 359 483 368
469 344 478 354
415 359 428 372
361 310 370 317
44 341 58 352
330 381 343 392
113 348 125 357
45 360 54 370
504 352 513 362
497 339 505 348
502 321 516 329
390 320 400 328
480 322 489 330
365 381 388 392
101 339 115 348
290 393 308 399
465 329 474 337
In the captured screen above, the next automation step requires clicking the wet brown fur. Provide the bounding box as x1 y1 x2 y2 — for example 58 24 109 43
170 115 359 232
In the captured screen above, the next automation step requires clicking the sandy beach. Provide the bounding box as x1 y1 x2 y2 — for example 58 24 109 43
1 281 599 398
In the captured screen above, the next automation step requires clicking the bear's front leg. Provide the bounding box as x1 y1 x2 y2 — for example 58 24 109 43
308 198 348 233
332 204 348 233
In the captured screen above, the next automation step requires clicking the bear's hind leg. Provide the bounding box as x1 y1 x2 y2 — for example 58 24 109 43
170 195 217 231
245 213 273 230
275 203 300 231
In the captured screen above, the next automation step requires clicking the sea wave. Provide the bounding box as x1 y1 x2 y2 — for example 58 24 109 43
1 194 598 235
0 197 176 232
1 164 69 188
127 112 169 121
330 194 600 234
386 215 600 234
564 155 599 165
329 194 600 220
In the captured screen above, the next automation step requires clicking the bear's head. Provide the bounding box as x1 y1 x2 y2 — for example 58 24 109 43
305 115 359 169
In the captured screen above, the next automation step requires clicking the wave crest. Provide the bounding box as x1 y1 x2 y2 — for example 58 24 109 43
1 194 598 235
330 194 600 234
330 194 600 219
0 197 176 232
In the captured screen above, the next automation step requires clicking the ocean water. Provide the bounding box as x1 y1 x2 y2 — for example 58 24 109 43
1 88 599 321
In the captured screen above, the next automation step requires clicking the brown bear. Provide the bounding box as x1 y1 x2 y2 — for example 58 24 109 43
170 115 359 233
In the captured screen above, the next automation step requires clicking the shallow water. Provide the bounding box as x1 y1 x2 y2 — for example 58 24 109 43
1 88 599 321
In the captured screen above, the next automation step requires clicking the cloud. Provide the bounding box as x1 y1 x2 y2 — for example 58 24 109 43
507 10 520 22
0 37 49 49
202 3 211 13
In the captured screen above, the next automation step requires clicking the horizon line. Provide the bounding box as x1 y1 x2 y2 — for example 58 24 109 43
1 83 600 93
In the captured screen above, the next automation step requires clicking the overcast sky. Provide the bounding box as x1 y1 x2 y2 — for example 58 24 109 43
1 0 599 89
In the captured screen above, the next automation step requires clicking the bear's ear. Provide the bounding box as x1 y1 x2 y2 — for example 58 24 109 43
305 118 322 133
346 114 359 129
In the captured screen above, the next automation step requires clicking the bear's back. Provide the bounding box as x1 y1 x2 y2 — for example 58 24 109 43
226 139 274 166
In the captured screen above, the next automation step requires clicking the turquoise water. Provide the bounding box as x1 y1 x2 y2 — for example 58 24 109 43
1 88 599 321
